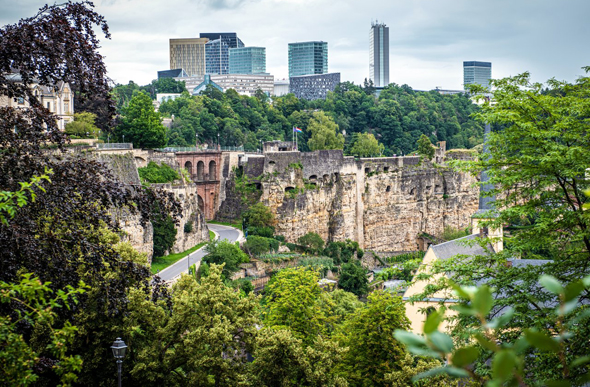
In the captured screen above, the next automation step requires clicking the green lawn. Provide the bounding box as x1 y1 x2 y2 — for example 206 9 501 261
209 230 215 240
151 240 209 275
208 220 242 229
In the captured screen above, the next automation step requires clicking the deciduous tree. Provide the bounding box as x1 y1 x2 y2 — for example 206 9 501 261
307 111 345 151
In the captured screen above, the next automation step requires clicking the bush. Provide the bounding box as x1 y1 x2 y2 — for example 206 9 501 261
184 220 194 233
204 240 249 278
273 235 286 243
242 203 275 229
152 209 177 257
231 278 254 295
138 161 180 184
297 232 325 254
324 240 362 265
338 261 369 297
247 225 274 238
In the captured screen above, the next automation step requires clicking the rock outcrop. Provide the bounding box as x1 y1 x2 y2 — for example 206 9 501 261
220 148 479 252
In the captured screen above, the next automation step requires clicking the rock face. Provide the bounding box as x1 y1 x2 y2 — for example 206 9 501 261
93 152 209 262
220 149 479 252
150 183 209 254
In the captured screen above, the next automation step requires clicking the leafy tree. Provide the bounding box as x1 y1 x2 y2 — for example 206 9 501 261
337 261 369 297
263 268 330 343
347 132 384 157
204 240 249 278
64 112 100 138
115 91 167 148
243 202 275 229
0 274 86 386
152 211 177 258
0 4 181 384
417 69 590 383
124 265 259 386
337 291 410 386
417 133 435 160
307 111 345 151
297 232 325 254
250 329 348 387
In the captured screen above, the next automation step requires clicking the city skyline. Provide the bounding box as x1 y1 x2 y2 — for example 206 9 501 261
1 0 589 90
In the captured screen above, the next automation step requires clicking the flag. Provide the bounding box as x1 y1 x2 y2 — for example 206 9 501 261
293 126 303 133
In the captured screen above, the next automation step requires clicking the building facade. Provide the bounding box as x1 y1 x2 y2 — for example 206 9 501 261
201 33 244 75
369 21 389 87
288 41 328 78
158 69 188 79
229 47 266 74
463 61 492 90
169 38 208 77
273 79 290 96
289 73 340 100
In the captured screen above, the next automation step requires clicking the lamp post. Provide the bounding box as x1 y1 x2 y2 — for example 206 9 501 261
111 337 127 387
195 133 198 148
217 132 220 149
122 134 125 144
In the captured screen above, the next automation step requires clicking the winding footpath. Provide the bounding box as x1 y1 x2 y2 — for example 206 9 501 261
156 223 243 283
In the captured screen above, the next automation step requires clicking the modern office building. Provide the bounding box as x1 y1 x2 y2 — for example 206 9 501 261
200 33 244 49
463 61 492 90
289 73 340 100
288 41 328 78
273 79 290 96
169 38 209 77
158 68 188 79
369 21 389 87
201 33 245 75
205 39 230 75
229 47 266 74
211 74 274 97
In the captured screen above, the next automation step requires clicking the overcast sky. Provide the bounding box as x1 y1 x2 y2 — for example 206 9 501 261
2 0 589 90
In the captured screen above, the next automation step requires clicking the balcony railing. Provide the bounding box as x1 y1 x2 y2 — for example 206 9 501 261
96 143 133 150
155 146 244 153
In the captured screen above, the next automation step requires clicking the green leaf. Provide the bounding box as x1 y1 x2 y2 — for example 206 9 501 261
582 275 590 288
524 329 560 352
475 333 498 352
486 307 514 329
492 349 517 381
423 310 443 334
394 330 427 348
473 286 493 316
564 280 584 301
572 355 590 367
428 331 454 354
451 346 479 367
412 367 446 381
558 299 579 316
450 304 477 316
539 275 564 295
445 367 470 378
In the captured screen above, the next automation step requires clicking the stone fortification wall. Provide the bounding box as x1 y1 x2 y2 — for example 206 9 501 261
150 183 209 253
222 149 479 252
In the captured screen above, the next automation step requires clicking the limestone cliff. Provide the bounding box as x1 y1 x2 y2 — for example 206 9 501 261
220 149 479 252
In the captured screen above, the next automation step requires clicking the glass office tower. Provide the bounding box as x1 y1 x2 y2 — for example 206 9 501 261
369 21 389 87
463 61 492 90
202 33 245 75
229 47 266 74
288 41 328 78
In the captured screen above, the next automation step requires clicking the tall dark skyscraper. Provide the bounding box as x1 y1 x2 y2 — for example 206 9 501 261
463 61 492 90
369 21 389 87
200 33 245 75
288 41 328 78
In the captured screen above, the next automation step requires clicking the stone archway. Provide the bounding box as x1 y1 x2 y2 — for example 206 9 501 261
184 161 193 175
209 160 217 180
197 161 205 181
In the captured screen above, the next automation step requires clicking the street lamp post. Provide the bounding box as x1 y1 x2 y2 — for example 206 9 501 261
122 134 125 144
217 132 220 149
111 337 127 387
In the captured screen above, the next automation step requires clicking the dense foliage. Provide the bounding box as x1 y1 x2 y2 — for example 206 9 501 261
114 79 483 155
138 161 180 183
0 4 180 384
413 70 590 384
113 91 167 148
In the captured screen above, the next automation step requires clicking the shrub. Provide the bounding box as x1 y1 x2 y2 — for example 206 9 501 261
297 232 325 254
204 240 249 278
184 220 194 233
138 161 179 184
245 235 271 256
338 261 369 297
273 235 286 243
247 225 274 238
243 203 275 229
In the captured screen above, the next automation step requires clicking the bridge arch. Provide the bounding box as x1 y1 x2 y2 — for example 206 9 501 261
197 161 205 181
209 160 217 180
184 161 193 176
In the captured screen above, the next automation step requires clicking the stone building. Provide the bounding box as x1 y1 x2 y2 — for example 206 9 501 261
0 73 74 130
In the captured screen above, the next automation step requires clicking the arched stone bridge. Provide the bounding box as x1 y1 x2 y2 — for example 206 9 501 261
174 151 221 220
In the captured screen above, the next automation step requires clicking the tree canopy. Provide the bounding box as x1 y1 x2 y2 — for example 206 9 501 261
114 91 167 148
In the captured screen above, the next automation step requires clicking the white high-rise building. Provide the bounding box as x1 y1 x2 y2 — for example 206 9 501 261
369 21 389 87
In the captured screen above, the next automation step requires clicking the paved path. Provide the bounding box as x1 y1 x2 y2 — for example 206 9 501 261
156 223 243 282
